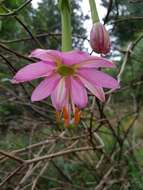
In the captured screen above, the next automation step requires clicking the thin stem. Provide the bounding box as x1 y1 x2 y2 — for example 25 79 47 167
89 0 99 23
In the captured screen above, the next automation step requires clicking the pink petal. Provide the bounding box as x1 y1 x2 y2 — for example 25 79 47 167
12 61 55 83
31 74 61 102
51 78 67 111
77 75 105 102
62 50 91 65
78 68 120 89
79 57 116 68
70 77 88 108
29 49 61 62
62 50 115 68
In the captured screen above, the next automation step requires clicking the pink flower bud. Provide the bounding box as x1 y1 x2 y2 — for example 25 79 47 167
90 23 111 54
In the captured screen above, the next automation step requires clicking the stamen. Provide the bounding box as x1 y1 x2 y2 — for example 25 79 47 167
63 106 70 127
56 111 62 123
74 107 81 126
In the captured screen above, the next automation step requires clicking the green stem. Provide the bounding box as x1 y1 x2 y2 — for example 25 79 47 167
89 0 99 23
59 0 72 52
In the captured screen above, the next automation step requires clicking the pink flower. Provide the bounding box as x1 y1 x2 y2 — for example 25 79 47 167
90 22 111 54
12 49 119 126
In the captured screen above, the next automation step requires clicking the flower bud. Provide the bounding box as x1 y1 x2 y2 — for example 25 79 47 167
90 22 111 54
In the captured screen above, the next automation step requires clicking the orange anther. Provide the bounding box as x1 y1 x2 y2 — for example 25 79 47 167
74 107 81 126
63 107 70 127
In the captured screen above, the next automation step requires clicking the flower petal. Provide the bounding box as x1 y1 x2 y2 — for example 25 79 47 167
51 78 67 111
29 49 61 62
78 68 120 89
77 75 105 102
79 57 116 68
62 50 115 68
70 77 88 108
12 61 55 83
31 74 61 102
62 50 91 65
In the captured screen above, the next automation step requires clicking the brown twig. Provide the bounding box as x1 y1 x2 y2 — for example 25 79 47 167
0 150 25 163
0 42 35 62
95 166 114 190
104 0 113 25
25 147 94 164
0 165 25 187
15 16 44 48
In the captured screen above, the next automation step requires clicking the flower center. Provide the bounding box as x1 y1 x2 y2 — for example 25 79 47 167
57 65 75 76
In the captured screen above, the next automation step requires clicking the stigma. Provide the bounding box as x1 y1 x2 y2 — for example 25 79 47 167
57 65 76 76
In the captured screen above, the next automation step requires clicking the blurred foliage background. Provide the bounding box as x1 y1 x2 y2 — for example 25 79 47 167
0 0 143 189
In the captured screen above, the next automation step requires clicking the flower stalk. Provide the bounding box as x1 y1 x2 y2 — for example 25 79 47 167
59 0 72 52
89 0 99 23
